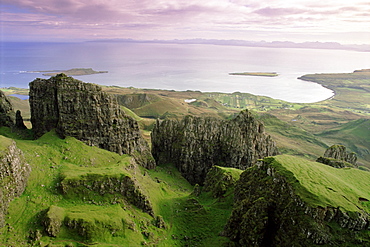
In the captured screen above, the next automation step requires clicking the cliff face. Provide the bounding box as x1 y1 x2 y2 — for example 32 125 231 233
224 157 370 246
0 90 15 128
151 110 278 185
0 138 31 227
29 74 155 169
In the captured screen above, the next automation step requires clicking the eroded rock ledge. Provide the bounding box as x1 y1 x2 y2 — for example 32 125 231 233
151 110 278 185
29 74 155 169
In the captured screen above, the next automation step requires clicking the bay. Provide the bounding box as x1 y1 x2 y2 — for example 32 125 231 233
1 41 369 103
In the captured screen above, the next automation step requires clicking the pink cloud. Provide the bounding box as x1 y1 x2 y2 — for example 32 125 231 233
1 0 369 43
254 7 306 17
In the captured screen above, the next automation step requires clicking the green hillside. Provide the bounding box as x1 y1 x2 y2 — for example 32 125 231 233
0 128 235 246
269 155 370 213
318 119 370 165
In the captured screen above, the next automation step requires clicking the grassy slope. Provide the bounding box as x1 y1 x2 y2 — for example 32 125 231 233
317 119 370 166
0 129 234 246
255 113 328 159
270 155 370 213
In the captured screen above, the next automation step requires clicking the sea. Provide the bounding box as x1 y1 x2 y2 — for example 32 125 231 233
1 41 370 103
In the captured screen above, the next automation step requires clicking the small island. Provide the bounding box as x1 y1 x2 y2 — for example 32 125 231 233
34 68 108 76
229 72 278 77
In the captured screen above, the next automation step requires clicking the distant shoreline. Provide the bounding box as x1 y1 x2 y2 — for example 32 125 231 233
229 72 278 77
31 68 108 76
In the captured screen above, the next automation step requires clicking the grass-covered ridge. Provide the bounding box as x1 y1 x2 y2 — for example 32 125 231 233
268 155 370 213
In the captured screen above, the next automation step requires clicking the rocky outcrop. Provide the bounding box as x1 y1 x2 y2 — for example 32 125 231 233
0 91 27 130
0 90 15 127
43 205 126 243
0 139 31 227
43 205 65 237
29 74 154 169
317 145 357 168
151 110 278 185
60 167 154 216
224 157 370 246
203 166 242 198
15 110 27 129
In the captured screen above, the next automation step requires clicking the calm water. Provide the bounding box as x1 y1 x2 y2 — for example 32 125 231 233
1 42 370 103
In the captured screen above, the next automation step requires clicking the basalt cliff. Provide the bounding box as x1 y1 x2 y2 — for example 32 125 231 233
151 110 279 185
29 74 155 169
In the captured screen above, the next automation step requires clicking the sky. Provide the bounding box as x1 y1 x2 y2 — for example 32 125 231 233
1 0 370 44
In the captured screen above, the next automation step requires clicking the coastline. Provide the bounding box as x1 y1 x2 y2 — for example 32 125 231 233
297 76 336 102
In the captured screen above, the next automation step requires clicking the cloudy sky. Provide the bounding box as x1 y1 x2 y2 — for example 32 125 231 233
1 0 370 44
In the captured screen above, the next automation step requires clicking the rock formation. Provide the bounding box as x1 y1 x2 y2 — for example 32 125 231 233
224 157 369 246
43 205 127 243
151 109 278 185
0 91 27 130
0 90 15 128
60 169 154 216
15 110 27 129
203 166 242 198
29 74 155 169
0 138 31 227
317 144 357 168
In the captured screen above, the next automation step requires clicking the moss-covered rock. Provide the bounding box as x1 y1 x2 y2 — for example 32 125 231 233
43 205 65 237
203 166 242 198
44 205 127 243
154 215 166 229
316 156 355 168
60 164 154 216
318 144 358 168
